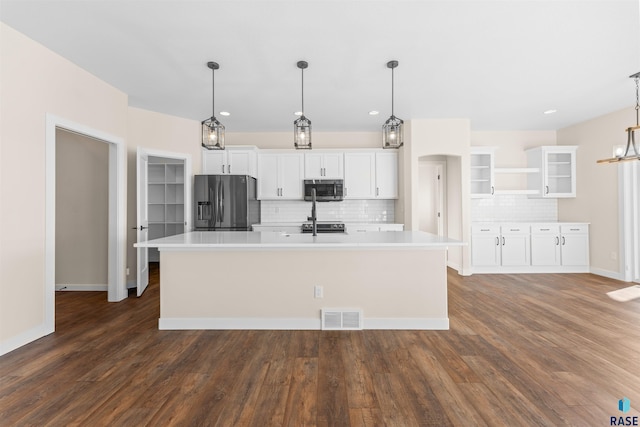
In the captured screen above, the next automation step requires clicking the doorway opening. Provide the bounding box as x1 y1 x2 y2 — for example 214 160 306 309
418 160 446 237
135 148 191 297
45 115 127 334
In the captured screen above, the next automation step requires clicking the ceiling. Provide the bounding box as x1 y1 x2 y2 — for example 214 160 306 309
1 0 639 133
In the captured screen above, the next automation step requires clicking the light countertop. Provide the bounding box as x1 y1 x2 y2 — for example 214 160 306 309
135 231 464 251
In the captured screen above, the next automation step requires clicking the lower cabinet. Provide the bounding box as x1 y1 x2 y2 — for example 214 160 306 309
472 222 589 273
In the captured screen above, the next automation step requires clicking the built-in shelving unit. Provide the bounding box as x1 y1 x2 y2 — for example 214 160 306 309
470 147 495 198
148 160 185 261
492 168 541 195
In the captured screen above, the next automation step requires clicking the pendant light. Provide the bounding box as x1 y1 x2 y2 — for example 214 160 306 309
202 61 225 150
597 72 640 163
294 61 312 150
382 60 404 149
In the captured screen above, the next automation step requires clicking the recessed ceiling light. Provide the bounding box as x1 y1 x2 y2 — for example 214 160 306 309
543 109 557 115
369 110 379 116
219 111 230 116
294 111 302 116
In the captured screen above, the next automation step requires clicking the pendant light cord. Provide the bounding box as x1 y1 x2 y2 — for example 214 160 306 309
301 67 305 116
634 76 640 126
211 68 216 117
391 66 395 117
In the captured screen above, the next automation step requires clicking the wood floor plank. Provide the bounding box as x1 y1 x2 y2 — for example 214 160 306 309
2 264 640 425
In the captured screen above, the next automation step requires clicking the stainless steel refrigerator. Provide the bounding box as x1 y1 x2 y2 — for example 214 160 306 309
194 175 260 230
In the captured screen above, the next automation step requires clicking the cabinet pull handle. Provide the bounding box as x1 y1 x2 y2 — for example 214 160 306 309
481 228 490 231
491 186 494 195
502 237 505 246
545 185 549 194
562 236 565 245
541 228 549 231
555 236 559 245
570 228 579 231
376 187 379 197
495 237 499 246
228 164 231 174
222 165 225 174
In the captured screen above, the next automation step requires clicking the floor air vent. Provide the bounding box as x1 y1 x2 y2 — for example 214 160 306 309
321 309 363 330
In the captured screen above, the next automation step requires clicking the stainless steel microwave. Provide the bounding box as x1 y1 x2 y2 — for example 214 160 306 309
303 179 344 202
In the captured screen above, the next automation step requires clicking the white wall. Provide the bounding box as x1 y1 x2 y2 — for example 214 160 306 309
55 129 109 289
557 107 632 278
0 23 128 349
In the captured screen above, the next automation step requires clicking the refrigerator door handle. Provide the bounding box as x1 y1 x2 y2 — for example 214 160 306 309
217 180 223 225
221 182 225 222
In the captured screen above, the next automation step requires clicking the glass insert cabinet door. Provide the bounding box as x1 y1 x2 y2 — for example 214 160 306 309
544 150 576 197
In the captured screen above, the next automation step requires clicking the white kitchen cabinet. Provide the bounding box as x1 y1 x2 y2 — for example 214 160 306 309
202 146 257 177
472 224 529 268
473 222 589 273
374 151 398 199
257 152 304 200
500 225 530 267
343 150 398 199
531 225 561 266
526 146 577 198
470 147 495 198
559 224 590 266
344 152 376 199
471 225 501 267
304 151 344 179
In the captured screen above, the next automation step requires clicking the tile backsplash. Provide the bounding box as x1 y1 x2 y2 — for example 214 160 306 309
261 200 396 223
471 195 557 222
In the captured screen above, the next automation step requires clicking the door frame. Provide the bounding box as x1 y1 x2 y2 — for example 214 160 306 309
45 114 127 334
135 147 192 291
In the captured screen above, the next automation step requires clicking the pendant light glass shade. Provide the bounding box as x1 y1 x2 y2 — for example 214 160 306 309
597 72 640 164
294 61 312 149
383 60 403 149
202 61 225 150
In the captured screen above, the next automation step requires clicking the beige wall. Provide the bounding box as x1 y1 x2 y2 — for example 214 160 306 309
224 131 379 149
557 107 632 276
401 119 471 275
55 130 109 288
471 131 557 190
0 23 128 346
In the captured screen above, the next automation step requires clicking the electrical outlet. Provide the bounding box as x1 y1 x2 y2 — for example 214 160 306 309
314 285 323 299
611 251 618 261
126 267 130 276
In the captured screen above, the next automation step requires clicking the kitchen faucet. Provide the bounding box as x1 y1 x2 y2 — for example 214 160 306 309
307 187 317 236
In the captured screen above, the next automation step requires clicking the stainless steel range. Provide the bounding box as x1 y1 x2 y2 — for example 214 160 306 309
301 222 346 234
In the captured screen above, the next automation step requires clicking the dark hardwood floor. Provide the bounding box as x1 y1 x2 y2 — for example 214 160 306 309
1 265 639 426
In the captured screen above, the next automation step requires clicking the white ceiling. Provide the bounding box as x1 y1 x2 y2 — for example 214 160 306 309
1 0 639 132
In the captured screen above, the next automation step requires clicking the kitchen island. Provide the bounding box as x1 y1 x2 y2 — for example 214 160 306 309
135 231 464 330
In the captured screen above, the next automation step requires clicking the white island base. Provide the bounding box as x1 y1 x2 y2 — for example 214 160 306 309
137 231 461 330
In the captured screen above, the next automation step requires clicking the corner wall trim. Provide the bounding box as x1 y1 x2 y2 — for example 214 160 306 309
590 267 626 282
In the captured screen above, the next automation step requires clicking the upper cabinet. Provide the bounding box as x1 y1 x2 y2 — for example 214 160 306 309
526 146 577 198
257 152 304 200
202 146 257 177
304 152 344 179
344 150 398 199
470 147 495 198
375 152 398 199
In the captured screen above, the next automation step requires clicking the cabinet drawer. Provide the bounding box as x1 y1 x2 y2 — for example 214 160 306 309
500 225 530 234
531 225 560 234
561 224 588 234
472 225 500 234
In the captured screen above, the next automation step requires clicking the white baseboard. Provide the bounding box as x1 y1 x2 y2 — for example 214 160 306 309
0 323 53 356
55 284 107 291
590 267 625 282
158 317 449 330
